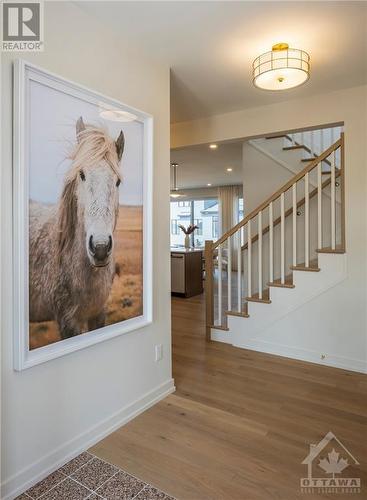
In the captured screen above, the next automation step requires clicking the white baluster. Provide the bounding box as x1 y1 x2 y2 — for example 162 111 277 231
280 193 285 284
247 220 252 298
305 172 309 267
227 237 232 311
218 245 222 324
292 133 296 146
258 211 263 299
317 162 322 250
237 230 241 313
331 151 336 250
310 131 314 158
292 184 297 267
301 132 304 147
269 202 273 283
321 128 324 152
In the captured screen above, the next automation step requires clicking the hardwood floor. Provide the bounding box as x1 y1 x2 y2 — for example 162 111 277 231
91 293 367 499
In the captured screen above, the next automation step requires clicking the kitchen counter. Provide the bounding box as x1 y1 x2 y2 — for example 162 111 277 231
171 248 204 297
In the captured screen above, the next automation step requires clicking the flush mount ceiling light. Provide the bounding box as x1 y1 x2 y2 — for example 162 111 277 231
209 144 218 150
253 43 310 91
226 167 233 172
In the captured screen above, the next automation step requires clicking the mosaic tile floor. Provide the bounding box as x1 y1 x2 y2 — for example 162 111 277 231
17 452 175 500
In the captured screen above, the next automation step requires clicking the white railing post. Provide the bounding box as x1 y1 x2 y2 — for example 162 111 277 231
331 150 336 250
258 211 262 298
247 220 252 298
227 237 232 311
317 162 322 249
269 202 273 283
292 183 297 266
305 172 310 267
218 245 222 325
310 131 315 158
291 133 296 146
237 230 241 313
280 193 285 284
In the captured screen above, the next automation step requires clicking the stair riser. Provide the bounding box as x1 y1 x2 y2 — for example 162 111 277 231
212 254 347 344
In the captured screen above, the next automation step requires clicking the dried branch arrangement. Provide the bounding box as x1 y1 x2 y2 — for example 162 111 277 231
179 224 198 235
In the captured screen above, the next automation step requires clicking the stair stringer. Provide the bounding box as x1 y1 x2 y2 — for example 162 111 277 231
211 253 347 346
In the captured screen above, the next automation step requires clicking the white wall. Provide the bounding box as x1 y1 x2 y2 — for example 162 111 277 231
1 3 172 498
171 85 367 373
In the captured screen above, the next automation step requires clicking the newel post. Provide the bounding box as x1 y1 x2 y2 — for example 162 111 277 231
204 240 214 341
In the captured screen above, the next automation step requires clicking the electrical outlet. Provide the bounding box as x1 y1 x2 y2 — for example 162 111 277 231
155 344 163 362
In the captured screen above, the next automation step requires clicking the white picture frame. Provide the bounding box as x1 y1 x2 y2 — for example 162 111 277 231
13 59 153 370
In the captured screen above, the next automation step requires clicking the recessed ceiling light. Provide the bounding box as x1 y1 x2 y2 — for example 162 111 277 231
207 183 212 186
253 43 310 91
209 144 218 150
226 168 233 172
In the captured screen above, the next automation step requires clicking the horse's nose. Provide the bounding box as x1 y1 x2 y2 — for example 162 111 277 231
89 235 112 263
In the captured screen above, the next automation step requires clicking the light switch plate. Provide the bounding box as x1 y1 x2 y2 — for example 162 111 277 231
155 344 163 362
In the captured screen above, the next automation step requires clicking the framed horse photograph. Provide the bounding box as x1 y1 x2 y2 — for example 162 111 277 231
13 60 153 370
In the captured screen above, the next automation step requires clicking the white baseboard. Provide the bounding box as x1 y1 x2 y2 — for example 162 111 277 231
2 378 175 500
240 339 367 374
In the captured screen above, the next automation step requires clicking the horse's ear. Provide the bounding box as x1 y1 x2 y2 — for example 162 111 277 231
76 116 86 143
115 131 125 161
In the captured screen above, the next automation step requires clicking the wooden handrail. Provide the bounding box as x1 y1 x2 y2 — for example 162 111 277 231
241 171 341 251
213 138 341 249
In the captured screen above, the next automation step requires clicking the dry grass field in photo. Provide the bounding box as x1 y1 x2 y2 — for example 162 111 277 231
29 205 143 350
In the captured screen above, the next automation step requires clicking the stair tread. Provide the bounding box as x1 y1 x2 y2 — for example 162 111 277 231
290 263 320 272
301 157 332 166
268 277 295 288
265 134 291 140
210 324 229 331
226 310 250 318
246 289 271 304
283 145 305 151
316 246 345 254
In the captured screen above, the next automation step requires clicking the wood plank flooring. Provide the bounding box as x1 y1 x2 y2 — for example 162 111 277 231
91 293 367 499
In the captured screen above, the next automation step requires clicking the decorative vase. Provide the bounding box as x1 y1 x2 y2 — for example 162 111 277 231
184 235 190 249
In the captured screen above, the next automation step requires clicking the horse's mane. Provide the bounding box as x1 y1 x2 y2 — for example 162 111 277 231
58 124 121 258
68 125 121 180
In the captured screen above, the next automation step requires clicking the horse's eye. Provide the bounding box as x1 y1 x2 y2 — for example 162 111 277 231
79 170 86 181
116 178 121 187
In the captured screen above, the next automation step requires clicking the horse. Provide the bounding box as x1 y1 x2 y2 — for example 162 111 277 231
29 117 125 340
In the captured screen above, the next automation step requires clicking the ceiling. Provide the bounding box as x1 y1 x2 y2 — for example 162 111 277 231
170 141 242 189
79 1 367 123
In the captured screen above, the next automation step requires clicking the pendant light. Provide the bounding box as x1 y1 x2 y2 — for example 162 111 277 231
170 162 182 198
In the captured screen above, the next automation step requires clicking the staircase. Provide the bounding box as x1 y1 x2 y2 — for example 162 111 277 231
204 132 346 361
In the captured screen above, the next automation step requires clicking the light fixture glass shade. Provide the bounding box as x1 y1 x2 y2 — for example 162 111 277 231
253 43 310 91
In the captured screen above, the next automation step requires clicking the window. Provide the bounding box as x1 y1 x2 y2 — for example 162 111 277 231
171 219 179 235
170 198 219 247
194 219 203 236
238 197 244 221
212 216 219 239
